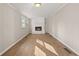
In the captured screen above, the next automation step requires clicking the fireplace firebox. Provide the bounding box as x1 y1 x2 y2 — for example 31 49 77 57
35 26 42 31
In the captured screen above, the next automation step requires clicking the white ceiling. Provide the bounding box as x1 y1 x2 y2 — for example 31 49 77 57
10 3 66 18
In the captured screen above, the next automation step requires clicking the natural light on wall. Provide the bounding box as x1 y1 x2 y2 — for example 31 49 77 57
21 16 26 28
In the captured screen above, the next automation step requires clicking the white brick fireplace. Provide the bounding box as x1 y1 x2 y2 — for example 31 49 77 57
31 17 45 34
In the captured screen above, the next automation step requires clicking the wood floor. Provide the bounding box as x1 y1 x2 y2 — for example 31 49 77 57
3 34 77 56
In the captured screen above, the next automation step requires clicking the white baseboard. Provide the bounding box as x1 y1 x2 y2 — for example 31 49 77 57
49 33 79 56
0 33 29 56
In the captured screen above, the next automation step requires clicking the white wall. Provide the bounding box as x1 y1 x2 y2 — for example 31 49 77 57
46 4 79 55
0 4 30 54
31 17 45 34
0 5 4 52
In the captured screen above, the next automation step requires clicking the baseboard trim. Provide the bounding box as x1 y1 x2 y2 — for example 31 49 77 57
48 33 79 56
0 33 30 56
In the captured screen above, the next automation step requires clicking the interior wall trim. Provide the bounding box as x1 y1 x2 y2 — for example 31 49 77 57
0 33 29 56
48 33 79 56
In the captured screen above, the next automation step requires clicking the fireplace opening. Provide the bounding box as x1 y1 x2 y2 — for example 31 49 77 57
35 26 42 31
